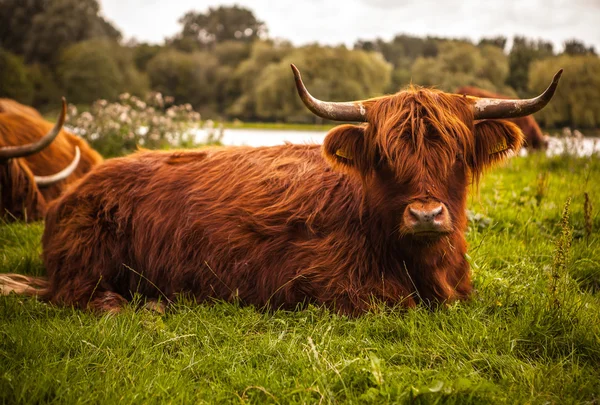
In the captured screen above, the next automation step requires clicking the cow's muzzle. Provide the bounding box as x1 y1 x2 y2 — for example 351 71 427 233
402 201 452 236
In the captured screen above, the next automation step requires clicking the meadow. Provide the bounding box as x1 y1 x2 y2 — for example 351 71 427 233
1 151 599 404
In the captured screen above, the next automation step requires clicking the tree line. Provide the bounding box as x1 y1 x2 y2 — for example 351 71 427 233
1 1 598 128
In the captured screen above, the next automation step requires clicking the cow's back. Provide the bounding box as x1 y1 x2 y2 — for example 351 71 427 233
42 146 387 311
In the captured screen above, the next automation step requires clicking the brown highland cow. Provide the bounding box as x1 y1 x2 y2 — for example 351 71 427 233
0 98 103 201
1 100 81 221
0 67 563 315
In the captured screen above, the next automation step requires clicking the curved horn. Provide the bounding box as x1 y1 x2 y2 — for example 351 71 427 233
34 146 80 187
291 64 369 122
0 97 67 160
472 70 563 120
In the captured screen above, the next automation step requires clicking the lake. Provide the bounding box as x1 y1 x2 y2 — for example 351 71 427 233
194 128 600 157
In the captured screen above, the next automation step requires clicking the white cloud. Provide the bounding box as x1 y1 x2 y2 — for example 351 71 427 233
98 0 600 51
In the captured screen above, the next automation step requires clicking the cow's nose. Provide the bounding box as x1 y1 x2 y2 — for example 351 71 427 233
409 205 443 223
403 202 451 234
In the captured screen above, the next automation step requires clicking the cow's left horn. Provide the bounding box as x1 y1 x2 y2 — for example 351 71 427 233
472 69 563 120
291 64 369 122
0 97 67 160
34 146 80 187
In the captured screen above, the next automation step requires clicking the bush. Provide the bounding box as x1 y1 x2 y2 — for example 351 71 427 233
27 63 63 110
529 55 600 129
410 41 512 93
0 47 33 104
146 49 219 111
67 92 203 157
229 44 391 122
57 39 148 104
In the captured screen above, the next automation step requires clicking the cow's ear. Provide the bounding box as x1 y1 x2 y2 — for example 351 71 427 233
472 120 524 172
322 124 371 177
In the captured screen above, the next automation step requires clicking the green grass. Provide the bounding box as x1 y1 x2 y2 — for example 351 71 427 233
1 153 600 404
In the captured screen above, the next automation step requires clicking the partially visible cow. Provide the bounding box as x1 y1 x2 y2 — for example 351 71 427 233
0 67 563 315
0 98 103 200
0 100 81 221
455 87 548 150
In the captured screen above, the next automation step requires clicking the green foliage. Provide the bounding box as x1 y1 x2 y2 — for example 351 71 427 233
0 47 33 104
410 41 510 93
478 36 507 51
170 5 267 51
0 0 46 56
529 55 600 128
131 42 163 72
57 39 148 104
213 40 252 67
507 36 554 94
1 154 600 403
226 40 294 119
147 49 219 112
27 63 63 110
563 39 596 56
8 0 121 64
231 45 391 122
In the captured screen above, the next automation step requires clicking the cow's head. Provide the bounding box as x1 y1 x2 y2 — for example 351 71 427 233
0 99 81 222
292 65 562 240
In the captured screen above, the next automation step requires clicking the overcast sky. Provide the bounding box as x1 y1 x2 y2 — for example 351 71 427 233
99 0 600 51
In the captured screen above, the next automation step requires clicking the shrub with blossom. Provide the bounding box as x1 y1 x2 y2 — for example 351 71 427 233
67 92 215 158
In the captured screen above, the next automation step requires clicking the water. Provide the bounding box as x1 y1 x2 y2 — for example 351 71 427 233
194 128 600 157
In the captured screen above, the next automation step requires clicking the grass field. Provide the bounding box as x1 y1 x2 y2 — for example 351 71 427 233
1 152 599 404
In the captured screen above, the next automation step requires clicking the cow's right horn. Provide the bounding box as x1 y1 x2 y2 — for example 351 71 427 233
34 146 80 187
0 97 67 160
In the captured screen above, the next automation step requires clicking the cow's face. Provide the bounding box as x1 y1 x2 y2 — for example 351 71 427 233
291 64 560 239
321 89 523 240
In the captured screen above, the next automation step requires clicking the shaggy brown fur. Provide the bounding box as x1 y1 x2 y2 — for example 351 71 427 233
0 157 46 221
3 86 524 315
0 98 44 119
0 99 103 200
455 87 548 149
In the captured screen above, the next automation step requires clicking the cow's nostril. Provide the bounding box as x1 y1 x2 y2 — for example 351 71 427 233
408 207 421 221
430 206 443 218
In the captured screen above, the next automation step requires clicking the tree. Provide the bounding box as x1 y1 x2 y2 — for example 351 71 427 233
227 40 294 119
563 39 596 56
478 36 507 51
131 43 163 72
529 55 600 128
170 5 267 51
23 0 121 64
232 45 391 123
0 0 46 56
0 47 34 104
57 39 147 104
507 36 554 94
146 49 219 112
410 41 511 93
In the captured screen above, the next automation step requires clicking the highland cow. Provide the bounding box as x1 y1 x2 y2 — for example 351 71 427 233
0 67 563 315
455 87 548 149
0 100 81 221
0 98 103 200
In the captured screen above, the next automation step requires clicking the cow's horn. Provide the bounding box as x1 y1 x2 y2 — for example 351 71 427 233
472 70 563 120
0 97 67 160
34 146 80 187
291 64 369 122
